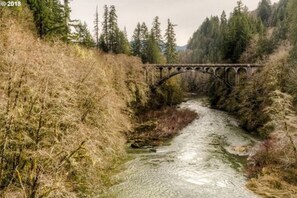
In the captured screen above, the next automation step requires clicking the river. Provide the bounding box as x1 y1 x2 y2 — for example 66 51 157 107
101 99 259 198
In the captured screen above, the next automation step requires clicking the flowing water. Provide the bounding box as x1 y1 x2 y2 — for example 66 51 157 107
101 99 259 198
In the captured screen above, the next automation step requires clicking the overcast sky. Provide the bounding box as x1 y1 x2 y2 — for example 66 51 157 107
70 0 279 46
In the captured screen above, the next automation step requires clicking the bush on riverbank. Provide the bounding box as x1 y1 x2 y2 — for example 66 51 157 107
128 107 198 148
148 77 184 108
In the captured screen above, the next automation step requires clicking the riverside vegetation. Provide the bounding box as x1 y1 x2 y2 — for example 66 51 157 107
182 0 297 197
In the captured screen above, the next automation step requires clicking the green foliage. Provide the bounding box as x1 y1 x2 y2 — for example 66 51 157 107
114 30 131 54
257 0 273 26
98 5 130 54
151 16 163 50
73 21 95 48
131 23 142 57
269 0 289 46
108 5 118 52
256 32 274 58
100 5 109 50
224 2 254 62
27 0 69 39
164 19 178 63
271 0 289 26
146 34 164 64
288 0 297 62
140 22 149 62
188 16 222 63
131 19 165 64
187 1 258 63
151 78 184 107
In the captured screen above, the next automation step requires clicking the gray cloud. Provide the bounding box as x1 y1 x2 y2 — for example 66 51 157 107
70 0 279 45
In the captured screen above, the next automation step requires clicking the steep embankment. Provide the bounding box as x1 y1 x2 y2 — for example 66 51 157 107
0 9 148 197
213 43 297 197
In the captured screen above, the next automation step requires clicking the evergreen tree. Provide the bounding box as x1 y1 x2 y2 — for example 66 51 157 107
257 0 272 26
98 5 126 54
27 0 68 39
74 21 95 48
146 34 164 63
27 0 51 38
114 30 131 54
99 34 109 52
132 20 164 63
140 22 149 63
164 19 177 63
224 1 252 62
108 5 118 52
271 0 289 26
94 6 100 49
100 5 109 52
288 0 297 61
220 11 228 60
131 23 142 57
220 11 227 25
187 16 221 63
63 0 71 41
151 16 163 50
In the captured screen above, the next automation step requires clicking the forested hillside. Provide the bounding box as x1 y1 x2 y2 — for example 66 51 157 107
0 4 149 197
185 0 297 196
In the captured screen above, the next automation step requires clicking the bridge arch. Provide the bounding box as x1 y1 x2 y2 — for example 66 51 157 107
225 67 236 86
154 67 229 89
237 67 248 85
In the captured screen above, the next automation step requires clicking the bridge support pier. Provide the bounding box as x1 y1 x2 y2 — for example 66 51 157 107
159 68 163 80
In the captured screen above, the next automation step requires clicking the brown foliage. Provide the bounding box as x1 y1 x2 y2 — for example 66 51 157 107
0 11 148 197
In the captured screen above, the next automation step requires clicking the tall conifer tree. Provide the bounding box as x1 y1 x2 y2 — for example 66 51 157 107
151 16 163 50
140 22 149 63
131 23 142 57
94 6 100 49
108 5 118 52
99 5 109 51
164 19 177 63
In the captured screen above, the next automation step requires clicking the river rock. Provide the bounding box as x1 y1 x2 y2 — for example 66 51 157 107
232 145 248 153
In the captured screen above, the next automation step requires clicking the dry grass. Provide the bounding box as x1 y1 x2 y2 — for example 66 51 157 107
247 172 297 198
0 10 148 197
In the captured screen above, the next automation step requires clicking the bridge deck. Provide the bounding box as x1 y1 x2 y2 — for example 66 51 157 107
148 64 263 68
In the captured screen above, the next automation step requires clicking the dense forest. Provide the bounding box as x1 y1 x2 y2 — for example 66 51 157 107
185 0 291 64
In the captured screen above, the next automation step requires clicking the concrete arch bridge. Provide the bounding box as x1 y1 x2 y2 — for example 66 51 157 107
143 64 263 90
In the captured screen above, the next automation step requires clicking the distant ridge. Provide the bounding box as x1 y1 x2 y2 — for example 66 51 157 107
176 45 187 52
